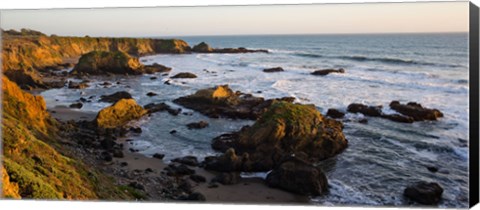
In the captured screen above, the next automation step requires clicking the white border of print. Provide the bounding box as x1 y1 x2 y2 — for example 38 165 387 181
0 1 478 210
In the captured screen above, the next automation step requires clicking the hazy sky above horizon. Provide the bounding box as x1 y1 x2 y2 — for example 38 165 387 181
0 2 469 37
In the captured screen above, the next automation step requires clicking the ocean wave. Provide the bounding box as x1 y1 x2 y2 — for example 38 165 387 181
291 52 463 68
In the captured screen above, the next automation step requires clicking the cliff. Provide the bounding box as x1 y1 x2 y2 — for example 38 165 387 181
1 77 131 199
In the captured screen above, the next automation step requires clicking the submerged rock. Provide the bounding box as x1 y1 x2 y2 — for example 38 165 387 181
186 121 209 129
69 102 83 109
266 157 328 196
311 68 345 76
171 72 198 79
404 181 443 205
99 91 132 103
71 51 144 75
95 99 147 128
263 67 284 73
390 101 443 121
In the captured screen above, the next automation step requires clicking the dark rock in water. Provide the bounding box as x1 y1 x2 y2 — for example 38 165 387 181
192 42 214 53
146 92 158 97
266 157 328 196
172 156 199 167
404 181 443 205
130 127 142 133
311 68 345 76
427 166 439 173
347 103 383 117
173 85 295 120
169 130 177 134
152 153 165 160
101 81 112 86
190 174 207 183
99 91 132 103
71 51 144 75
186 121 209 129
79 97 87 102
164 80 171 85
144 102 181 116
209 102 347 172
171 72 197 79
68 81 89 89
165 164 195 176
69 102 83 109
359 118 368 124
150 76 158 80
263 67 284 73
129 182 145 191
390 101 443 121
381 113 415 123
113 149 124 158
212 172 241 185
143 63 172 74
326 108 345 118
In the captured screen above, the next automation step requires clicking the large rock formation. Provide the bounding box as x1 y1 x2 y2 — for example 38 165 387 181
173 85 295 120
95 98 147 128
71 51 144 75
207 101 348 172
192 42 213 53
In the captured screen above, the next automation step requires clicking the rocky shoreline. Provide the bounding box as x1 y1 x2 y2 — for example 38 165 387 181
1 29 447 205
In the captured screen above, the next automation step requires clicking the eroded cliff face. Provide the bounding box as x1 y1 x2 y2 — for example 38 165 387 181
1 32 191 88
1 77 130 199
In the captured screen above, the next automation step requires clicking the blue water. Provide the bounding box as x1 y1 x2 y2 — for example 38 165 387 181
41 33 469 207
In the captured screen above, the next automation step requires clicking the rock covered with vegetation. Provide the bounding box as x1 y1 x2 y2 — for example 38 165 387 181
71 51 144 75
95 98 147 128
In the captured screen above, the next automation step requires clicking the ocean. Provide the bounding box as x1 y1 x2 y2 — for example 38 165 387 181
40 33 469 207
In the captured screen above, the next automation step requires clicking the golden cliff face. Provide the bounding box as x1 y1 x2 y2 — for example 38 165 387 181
2 34 191 72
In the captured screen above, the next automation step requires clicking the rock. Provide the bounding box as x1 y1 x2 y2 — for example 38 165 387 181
150 77 157 80
212 172 241 185
209 101 347 172
152 153 165 160
311 68 345 76
164 164 196 176
171 72 198 79
143 63 172 74
186 121 209 129
172 156 199 167
178 192 206 201
101 81 112 86
263 67 284 73
203 148 243 172
71 51 144 75
113 149 124 158
102 152 113 161
208 183 219 188
192 42 214 53
69 102 83 109
4 69 46 90
68 81 89 89
173 85 295 120
359 119 368 124
326 108 345 118
129 127 142 133
381 114 415 123
266 157 328 196
129 182 145 191
144 102 181 116
390 101 443 121
169 130 177 134
145 168 154 173
95 99 147 128
99 91 132 103
190 174 207 183
427 166 439 173
347 103 383 117
404 182 443 205
120 162 128 167
146 92 158 97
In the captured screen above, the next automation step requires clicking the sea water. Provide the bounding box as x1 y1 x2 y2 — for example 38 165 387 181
41 33 469 207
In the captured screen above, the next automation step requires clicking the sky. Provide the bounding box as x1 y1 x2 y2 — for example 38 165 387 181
0 1 469 37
